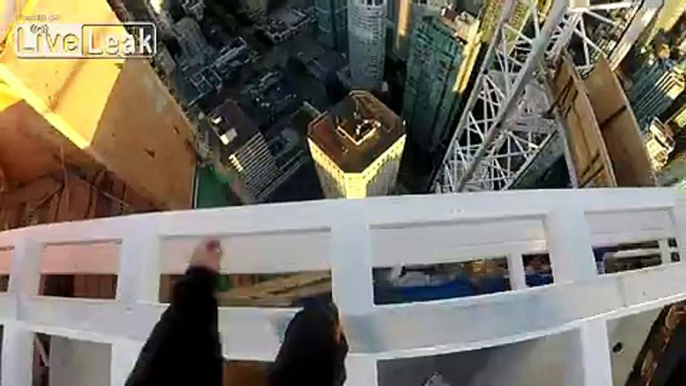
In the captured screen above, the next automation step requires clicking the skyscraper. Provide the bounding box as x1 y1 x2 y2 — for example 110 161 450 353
387 0 401 50
638 0 686 47
628 58 685 131
205 101 282 204
402 10 481 151
308 91 406 198
391 0 453 60
480 0 524 43
181 0 205 20
658 151 686 188
590 1 646 64
644 118 675 171
668 103 686 129
174 17 215 68
348 0 387 90
146 0 176 38
315 0 348 52
238 0 268 20
479 0 551 44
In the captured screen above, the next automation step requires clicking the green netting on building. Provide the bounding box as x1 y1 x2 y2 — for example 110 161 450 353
194 165 239 208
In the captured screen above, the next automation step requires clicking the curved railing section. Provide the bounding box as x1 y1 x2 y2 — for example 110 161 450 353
1 188 686 385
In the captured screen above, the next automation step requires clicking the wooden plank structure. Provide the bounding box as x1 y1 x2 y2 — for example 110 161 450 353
584 59 656 187
217 273 332 307
551 53 618 187
552 53 656 189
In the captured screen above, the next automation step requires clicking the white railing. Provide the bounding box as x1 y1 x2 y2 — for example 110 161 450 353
1 188 686 385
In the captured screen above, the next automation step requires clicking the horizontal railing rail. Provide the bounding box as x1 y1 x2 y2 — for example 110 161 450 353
0 188 685 385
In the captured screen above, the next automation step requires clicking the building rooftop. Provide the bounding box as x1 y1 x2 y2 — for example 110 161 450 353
238 71 300 129
213 38 249 70
207 100 259 158
439 8 480 42
256 6 316 44
308 91 405 173
174 65 222 107
291 37 346 82
174 17 214 60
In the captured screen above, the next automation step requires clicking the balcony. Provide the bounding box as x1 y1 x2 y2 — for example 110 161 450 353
0 188 686 385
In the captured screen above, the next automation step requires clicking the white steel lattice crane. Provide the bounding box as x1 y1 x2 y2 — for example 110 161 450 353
433 0 662 192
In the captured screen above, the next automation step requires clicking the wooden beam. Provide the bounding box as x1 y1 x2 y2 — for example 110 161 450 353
584 58 656 188
552 53 617 188
217 273 331 307
0 101 96 186
2 176 61 206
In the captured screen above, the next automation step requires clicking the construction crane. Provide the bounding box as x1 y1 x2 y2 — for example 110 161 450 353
434 1 686 383
433 0 662 192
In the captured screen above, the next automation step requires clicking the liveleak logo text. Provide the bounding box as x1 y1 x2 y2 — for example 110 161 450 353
14 22 156 58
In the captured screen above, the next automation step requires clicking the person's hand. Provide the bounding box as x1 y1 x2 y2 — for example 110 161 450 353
189 239 223 272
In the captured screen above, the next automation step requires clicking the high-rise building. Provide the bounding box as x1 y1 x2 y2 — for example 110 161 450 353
668 103 686 129
591 1 646 64
387 0 400 46
402 9 480 152
638 0 686 47
391 0 453 60
146 0 176 38
676 15 686 54
479 0 551 44
205 101 282 204
480 0 524 43
644 118 675 171
348 0 387 90
174 17 215 67
308 91 406 198
153 42 176 78
658 149 686 187
628 58 685 131
239 0 268 20
315 0 348 52
181 0 205 20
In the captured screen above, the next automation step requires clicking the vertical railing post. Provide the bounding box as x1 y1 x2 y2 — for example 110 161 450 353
111 225 161 386
578 320 612 384
345 354 379 386
658 239 672 265
2 235 42 386
545 208 612 386
330 206 378 386
116 227 161 304
545 209 597 283
670 193 686 262
507 250 527 290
